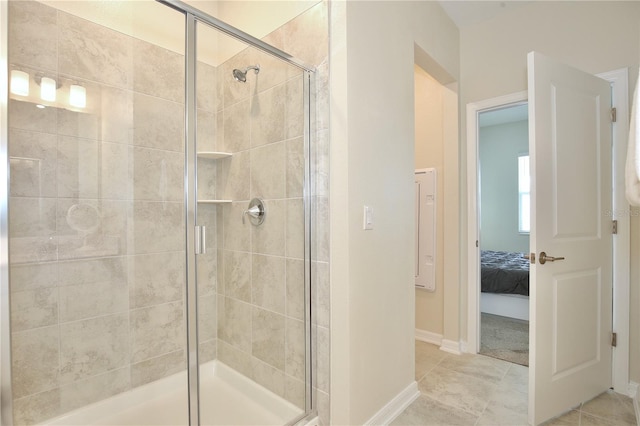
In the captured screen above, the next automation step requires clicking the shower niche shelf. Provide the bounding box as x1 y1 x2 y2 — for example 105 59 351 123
197 151 232 160
197 199 232 204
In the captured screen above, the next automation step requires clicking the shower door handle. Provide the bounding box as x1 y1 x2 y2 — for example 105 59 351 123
194 225 206 255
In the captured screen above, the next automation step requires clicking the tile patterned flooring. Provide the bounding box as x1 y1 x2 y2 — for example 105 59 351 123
392 341 637 426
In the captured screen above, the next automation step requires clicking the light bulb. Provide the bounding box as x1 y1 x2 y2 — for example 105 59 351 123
40 77 56 102
10 70 29 96
69 84 86 108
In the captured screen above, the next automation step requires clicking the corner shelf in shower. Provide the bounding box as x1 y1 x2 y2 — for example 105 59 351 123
197 199 233 204
197 151 232 160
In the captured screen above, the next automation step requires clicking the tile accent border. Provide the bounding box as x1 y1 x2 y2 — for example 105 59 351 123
415 328 443 346
364 381 420 425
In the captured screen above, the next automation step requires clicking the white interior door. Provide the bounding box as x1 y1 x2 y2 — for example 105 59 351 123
527 51 613 425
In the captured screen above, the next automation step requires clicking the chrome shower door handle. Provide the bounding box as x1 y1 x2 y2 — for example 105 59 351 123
243 198 266 225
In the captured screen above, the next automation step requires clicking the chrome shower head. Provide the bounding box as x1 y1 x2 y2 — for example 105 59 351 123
232 64 260 83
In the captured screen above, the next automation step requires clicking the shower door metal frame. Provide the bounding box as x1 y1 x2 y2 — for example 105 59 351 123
159 1 317 424
0 0 14 424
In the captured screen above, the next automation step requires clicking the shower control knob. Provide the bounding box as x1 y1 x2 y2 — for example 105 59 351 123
243 198 266 226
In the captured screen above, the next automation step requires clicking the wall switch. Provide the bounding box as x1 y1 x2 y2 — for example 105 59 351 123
363 205 374 230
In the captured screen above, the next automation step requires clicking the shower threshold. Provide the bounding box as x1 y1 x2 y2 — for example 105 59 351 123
41 361 303 425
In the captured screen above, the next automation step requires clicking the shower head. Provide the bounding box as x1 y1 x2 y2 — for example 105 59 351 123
232 64 260 83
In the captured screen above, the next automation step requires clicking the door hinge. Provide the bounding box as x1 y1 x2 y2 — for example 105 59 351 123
611 107 617 123
476 240 479 248
611 332 617 347
612 220 618 235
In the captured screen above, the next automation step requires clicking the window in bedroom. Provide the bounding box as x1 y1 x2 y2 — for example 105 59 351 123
518 154 530 233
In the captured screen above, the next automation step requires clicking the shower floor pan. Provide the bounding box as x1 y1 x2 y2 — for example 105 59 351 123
42 361 303 425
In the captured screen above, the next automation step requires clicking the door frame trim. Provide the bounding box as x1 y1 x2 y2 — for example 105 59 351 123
465 68 631 395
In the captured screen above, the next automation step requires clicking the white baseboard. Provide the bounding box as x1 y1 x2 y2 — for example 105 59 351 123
439 339 462 355
415 329 443 346
364 381 420 425
629 382 639 426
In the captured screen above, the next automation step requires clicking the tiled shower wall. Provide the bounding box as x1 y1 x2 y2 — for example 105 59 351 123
7 2 207 423
7 0 329 424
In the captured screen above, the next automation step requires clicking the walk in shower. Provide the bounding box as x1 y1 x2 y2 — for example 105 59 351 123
1 0 322 424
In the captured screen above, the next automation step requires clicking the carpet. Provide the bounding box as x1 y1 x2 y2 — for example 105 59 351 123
480 312 529 366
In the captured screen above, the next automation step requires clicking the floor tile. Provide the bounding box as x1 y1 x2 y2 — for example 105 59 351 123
580 390 637 426
390 395 477 426
418 365 497 416
542 409 580 425
438 351 511 383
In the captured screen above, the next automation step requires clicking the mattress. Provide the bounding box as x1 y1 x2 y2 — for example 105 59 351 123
480 250 530 296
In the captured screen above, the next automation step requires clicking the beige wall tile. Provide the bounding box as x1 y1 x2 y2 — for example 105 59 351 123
286 198 305 259
285 77 304 140
285 375 305 409
57 135 99 199
218 296 252 352
252 307 285 370
251 357 286 398
317 389 330 426
9 236 58 264
10 262 59 292
57 104 101 142
8 0 57 71
58 12 133 88
251 254 285 314
314 261 330 328
223 250 251 302
100 142 133 201
222 203 250 252
197 155 218 201
222 99 251 153
217 151 250 201
59 367 130 414
218 339 252 378
286 258 305 321
252 199 285 256
250 142 286 199
197 109 218 153
316 326 329 394
58 256 127 287
285 318 305 380
286 137 305 198
133 93 184 152
281 2 328 67
250 85 285 148
12 388 61 426
59 313 129 384
196 61 218 112
9 197 56 238
132 146 184 202
11 326 60 398
131 350 186 387
133 39 184 103
9 129 57 198
58 279 128 322
130 301 185 363
251 49 292 94
316 63 330 131
100 87 134 144
131 201 184 254
198 293 217 342
129 252 184 308
199 340 217 364
8 99 57 134
315 130 330 197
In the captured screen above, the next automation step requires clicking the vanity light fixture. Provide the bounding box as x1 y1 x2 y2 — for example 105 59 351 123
69 84 86 108
40 77 57 102
10 70 29 96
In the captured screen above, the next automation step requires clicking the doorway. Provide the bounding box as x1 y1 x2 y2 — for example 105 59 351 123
466 68 631 422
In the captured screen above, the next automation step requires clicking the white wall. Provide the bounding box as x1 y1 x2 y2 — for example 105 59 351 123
479 120 529 253
329 1 459 423
459 1 640 362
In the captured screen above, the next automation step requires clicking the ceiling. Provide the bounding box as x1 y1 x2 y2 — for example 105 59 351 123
438 0 533 28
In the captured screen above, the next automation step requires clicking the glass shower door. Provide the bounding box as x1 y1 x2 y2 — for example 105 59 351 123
6 1 190 424
191 18 311 425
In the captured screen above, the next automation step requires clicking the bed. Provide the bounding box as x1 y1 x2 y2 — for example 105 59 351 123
480 250 530 295
480 250 530 320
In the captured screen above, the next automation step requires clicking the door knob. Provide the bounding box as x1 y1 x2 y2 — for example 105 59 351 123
539 251 565 265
